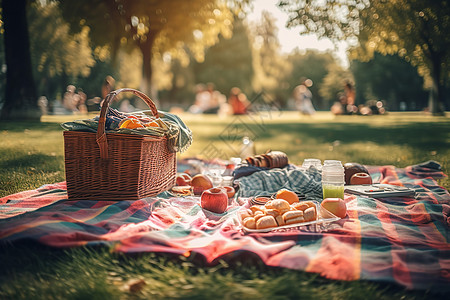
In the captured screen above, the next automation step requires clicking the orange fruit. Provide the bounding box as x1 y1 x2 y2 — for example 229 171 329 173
275 189 299 204
120 118 144 129
146 120 160 127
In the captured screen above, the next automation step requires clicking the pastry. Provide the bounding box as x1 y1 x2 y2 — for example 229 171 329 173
282 210 304 222
243 217 256 229
292 202 309 211
256 215 277 229
285 216 305 225
303 207 317 221
265 199 290 213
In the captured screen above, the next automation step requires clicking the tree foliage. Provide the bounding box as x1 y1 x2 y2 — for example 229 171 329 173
28 2 95 99
59 0 244 97
279 0 450 114
351 53 427 110
319 63 353 108
249 11 291 103
286 50 338 109
193 16 254 96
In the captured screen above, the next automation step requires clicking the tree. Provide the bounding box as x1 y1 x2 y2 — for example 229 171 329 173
0 0 39 121
249 11 291 105
319 63 353 108
279 0 450 115
28 2 95 100
286 50 338 109
351 53 427 110
193 16 254 96
59 0 243 98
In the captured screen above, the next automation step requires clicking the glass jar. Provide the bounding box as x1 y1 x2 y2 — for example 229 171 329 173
322 160 345 199
302 158 322 172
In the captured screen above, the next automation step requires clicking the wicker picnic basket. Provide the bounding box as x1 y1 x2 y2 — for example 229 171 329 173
63 88 176 200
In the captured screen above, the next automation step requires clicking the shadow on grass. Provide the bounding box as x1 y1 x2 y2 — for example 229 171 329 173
0 121 63 132
210 121 450 152
0 150 62 170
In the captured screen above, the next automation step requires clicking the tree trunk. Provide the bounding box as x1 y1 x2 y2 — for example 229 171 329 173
137 31 160 109
0 0 40 121
428 54 445 116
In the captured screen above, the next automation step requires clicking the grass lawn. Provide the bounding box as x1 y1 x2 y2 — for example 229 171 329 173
0 111 449 299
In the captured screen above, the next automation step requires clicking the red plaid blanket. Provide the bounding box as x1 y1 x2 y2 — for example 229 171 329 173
0 163 449 291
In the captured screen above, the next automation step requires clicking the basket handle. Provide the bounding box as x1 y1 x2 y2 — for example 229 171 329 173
96 88 159 159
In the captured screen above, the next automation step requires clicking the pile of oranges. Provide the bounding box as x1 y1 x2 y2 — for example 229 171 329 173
119 115 161 129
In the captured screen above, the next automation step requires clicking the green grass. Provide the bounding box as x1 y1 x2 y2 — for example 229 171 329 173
0 111 449 299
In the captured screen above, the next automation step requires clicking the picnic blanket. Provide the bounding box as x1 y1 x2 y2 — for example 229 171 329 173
0 162 449 291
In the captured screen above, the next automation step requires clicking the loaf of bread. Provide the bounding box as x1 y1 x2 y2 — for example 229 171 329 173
245 151 289 169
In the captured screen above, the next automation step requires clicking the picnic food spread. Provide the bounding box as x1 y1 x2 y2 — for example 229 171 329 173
2 88 448 292
1 143 449 291
239 197 318 230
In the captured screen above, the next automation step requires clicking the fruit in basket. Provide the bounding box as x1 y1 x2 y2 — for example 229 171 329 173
201 187 228 214
176 173 192 186
350 172 372 185
145 120 160 127
344 162 369 185
275 189 299 204
223 186 235 198
321 198 347 218
119 118 144 129
191 174 213 195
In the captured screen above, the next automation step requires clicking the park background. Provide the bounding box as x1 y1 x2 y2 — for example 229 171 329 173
0 1 449 299
0 0 448 119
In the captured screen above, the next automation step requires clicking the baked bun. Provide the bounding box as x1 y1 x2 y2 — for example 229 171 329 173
275 215 285 226
256 215 277 229
303 207 317 221
264 208 280 217
282 210 304 223
285 216 305 225
243 217 256 229
265 199 290 213
249 205 265 214
239 209 253 220
292 202 309 211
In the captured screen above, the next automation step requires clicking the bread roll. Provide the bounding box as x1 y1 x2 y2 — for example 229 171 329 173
243 217 256 229
275 215 285 226
265 208 280 217
249 205 265 214
254 212 266 222
292 202 309 211
265 199 290 213
256 216 277 229
302 201 315 208
282 210 304 222
304 207 317 222
239 209 253 220
285 216 305 225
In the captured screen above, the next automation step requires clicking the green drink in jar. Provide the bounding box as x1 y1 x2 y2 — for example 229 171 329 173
322 160 345 200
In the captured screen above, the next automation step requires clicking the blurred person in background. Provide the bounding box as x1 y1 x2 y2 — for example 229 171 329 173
63 85 78 113
293 78 315 115
228 87 250 115
344 81 357 114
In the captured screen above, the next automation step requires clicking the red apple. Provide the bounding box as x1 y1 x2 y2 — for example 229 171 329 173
191 174 213 195
201 187 228 214
350 172 372 185
176 173 192 186
321 198 347 218
344 162 370 185
223 186 235 198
